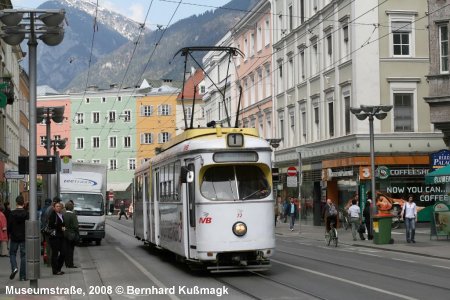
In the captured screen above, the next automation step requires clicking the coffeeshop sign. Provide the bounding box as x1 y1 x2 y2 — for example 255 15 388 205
376 166 429 180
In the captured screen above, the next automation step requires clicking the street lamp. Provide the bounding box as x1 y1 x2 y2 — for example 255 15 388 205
350 105 392 238
43 135 66 199
0 8 65 287
37 106 65 200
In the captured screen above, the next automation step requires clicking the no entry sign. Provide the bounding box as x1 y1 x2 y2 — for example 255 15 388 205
287 166 297 176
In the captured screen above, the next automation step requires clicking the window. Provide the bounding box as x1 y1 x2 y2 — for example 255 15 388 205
312 43 318 74
314 106 320 140
392 21 412 56
109 136 117 148
159 132 170 143
277 61 283 94
300 0 305 24
92 159 101 164
128 159 136 170
76 159 84 163
344 96 351 135
75 113 84 124
266 115 272 139
265 18 270 46
279 113 284 141
328 102 334 137
122 110 131 122
300 51 305 79
265 65 271 96
85 98 90 104
257 25 262 51
278 13 283 39
109 159 117 170
140 133 153 144
54 135 61 141
288 5 293 32
394 93 413 132
440 25 449 73
124 136 131 148
200 85 206 94
108 111 116 123
185 107 192 121
40 136 46 146
250 33 255 56
159 104 170 116
76 138 84 150
258 69 263 99
326 34 333 67
301 111 307 139
102 97 106 103
117 96 122 102
141 105 153 116
92 112 100 123
244 38 248 58
289 111 295 145
200 165 270 201
92 136 100 148
342 22 350 59
288 57 294 88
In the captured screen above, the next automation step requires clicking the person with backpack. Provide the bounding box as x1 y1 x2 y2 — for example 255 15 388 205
348 199 363 241
323 198 338 233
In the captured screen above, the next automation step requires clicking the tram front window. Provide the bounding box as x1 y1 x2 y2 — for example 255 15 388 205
201 165 270 201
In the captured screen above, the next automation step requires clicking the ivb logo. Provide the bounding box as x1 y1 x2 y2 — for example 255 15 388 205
199 212 212 224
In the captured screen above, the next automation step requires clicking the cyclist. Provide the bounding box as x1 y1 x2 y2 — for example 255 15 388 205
323 199 338 233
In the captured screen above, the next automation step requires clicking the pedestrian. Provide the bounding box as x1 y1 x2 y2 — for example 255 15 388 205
287 197 298 231
363 199 373 240
8 195 29 281
282 198 289 223
401 195 417 243
63 201 79 268
128 200 133 219
42 198 60 267
118 201 128 220
0 205 8 257
48 202 66 275
4 201 11 223
322 199 338 233
348 199 364 241
274 200 279 227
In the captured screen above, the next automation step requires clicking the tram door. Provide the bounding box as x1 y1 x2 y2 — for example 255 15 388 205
154 168 160 246
186 162 197 259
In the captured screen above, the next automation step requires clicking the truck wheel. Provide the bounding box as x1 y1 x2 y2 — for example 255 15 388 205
95 239 102 246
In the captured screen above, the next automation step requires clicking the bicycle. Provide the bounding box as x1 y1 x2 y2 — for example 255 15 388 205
325 219 338 247
339 208 350 230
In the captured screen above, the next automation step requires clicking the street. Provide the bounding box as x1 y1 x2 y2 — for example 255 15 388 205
2 217 450 300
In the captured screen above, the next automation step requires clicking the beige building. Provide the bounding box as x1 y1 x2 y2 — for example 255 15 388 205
272 0 445 223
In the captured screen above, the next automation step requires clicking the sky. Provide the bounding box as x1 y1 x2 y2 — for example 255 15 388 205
11 0 231 29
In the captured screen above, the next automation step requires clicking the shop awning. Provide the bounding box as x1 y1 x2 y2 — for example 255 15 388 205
425 165 450 184
107 182 132 192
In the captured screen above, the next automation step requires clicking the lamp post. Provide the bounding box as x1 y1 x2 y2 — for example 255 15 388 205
350 105 392 238
37 106 65 200
0 9 65 287
46 136 66 199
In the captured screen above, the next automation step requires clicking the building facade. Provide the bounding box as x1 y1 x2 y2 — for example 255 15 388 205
272 0 446 223
425 0 450 147
69 86 138 197
135 86 178 167
233 0 273 140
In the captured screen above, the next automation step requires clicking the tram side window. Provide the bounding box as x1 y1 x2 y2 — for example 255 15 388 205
174 161 181 200
158 161 182 202
200 165 270 201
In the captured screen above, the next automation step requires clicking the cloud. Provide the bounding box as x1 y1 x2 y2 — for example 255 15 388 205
129 3 145 23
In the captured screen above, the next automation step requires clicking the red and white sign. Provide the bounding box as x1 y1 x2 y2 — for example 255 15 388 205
108 191 114 201
287 166 297 176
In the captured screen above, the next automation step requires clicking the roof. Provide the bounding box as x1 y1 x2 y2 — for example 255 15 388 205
177 68 204 100
37 85 60 96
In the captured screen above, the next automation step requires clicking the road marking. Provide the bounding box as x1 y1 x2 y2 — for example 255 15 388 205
115 246 180 300
272 259 418 300
392 258 412 263
391 232 403 235
359 253 381 257
432 265 450 270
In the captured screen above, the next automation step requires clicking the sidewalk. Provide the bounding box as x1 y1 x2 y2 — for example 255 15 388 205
0 247 89 299
275 218 450 260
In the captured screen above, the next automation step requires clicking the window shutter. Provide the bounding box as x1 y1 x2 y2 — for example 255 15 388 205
168 105 171 115
140 133 144 144
158 133 162 143
150 105 154 116
140 106 144 116
158 105 161 115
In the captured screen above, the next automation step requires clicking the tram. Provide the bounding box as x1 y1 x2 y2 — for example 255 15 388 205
133 127 275 272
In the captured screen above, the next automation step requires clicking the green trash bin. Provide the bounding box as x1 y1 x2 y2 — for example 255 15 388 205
372 215 393 244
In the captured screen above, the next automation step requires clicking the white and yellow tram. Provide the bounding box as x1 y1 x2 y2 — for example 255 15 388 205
133 127 275 272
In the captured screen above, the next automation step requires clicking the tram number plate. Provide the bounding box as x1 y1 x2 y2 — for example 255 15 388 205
80 231 88 236
227 133 244 147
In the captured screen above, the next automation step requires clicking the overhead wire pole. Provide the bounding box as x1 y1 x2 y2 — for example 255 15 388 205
234 85 243 128
222 52 232 127
190 85 197 129
180 51 189 130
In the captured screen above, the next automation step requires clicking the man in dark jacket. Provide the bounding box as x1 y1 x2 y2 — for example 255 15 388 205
8 196 29 281
63 201 79 268
363 199 373 240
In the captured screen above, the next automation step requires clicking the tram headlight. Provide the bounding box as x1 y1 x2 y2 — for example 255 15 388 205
232 222 247 237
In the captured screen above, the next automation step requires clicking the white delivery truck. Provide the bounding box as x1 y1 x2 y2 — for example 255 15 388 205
53 162 107 245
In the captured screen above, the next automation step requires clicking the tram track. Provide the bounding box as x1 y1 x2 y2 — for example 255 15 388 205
275 248 450 292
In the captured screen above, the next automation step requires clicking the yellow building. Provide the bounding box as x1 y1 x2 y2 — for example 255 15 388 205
136 86 179 167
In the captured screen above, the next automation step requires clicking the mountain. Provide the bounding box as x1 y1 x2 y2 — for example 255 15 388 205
30 0 257 92
27 0 147 91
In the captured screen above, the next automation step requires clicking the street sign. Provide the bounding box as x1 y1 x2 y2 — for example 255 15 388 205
4 170 25 180
287 166 297 176
60 155 72 174
287 176 297 187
